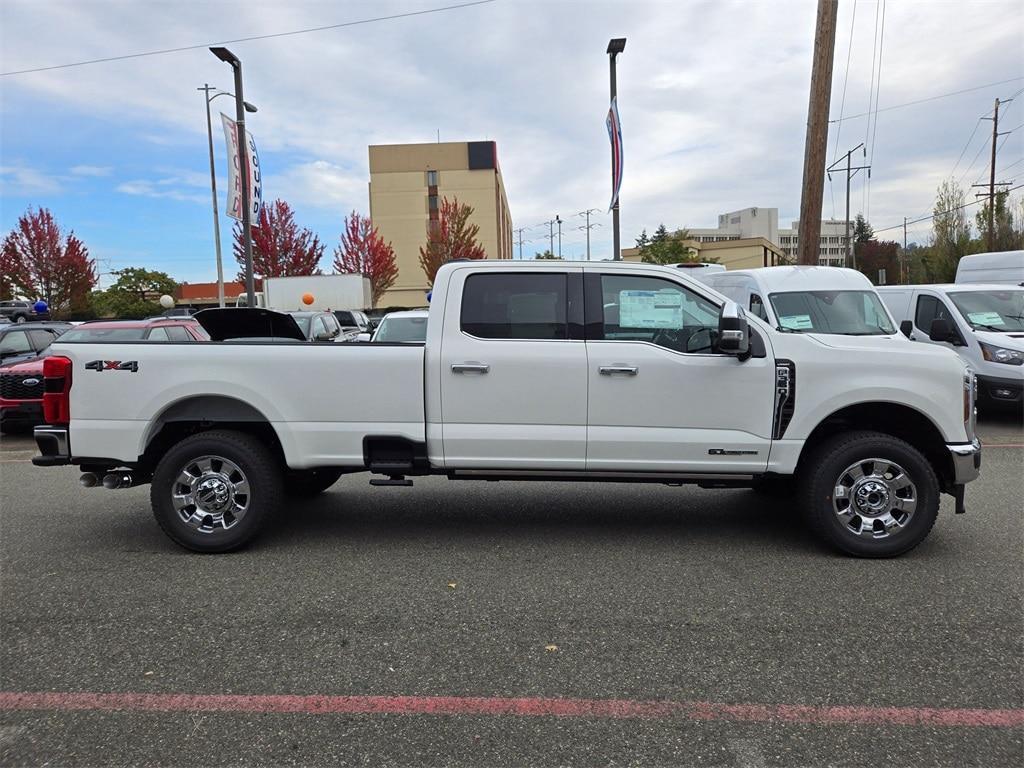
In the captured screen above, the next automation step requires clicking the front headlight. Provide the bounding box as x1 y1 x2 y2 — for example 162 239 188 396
979 341 1024 365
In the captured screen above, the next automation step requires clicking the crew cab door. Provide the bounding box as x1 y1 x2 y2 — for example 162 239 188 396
584 270 774 474
439 268 587 470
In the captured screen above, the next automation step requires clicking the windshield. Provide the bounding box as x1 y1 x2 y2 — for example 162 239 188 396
58 327 148 342
289 315 312 337
375 316 427 342
769 290 895 335
948 289 1024 332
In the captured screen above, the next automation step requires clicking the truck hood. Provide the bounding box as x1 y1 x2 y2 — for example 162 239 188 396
195 308 307 342
0 353 47 374
804 333 910 351
974 329 1024 350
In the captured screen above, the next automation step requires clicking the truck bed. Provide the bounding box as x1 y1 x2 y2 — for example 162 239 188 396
55 341 426 468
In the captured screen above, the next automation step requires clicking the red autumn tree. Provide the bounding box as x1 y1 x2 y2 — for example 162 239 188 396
333 212 399 306
234 199 324 279
857 240 901 284
418 197 487 285
0 207 97 317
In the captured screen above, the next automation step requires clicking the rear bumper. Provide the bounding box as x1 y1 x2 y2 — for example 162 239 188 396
32 425 71 466
948 438 982 485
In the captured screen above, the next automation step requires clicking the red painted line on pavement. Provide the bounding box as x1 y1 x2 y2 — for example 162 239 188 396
0 692 1020 728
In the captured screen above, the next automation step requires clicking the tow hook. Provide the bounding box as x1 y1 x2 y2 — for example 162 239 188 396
953 484 967 515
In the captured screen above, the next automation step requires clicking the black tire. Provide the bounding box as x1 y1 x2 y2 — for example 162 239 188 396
286 467 344 498
13 314 27 324
801 430 940 557
150 430 283 553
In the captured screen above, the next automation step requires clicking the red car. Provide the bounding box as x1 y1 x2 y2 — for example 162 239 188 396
0 318 208 433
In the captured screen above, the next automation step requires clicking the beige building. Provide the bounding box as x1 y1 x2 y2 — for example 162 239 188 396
622 236 785 270
369 141 513 307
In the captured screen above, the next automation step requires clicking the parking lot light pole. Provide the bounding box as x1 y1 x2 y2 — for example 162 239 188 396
199 84 256 307
607 37 626 260
210 47 256 308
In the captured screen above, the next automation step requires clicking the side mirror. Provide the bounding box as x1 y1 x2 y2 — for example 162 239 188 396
929 317 955 343
356 332 372 343
900 320 914 339
718 301 750 360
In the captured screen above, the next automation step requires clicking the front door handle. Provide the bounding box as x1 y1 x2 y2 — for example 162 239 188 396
452 362 490 374
599 365 638 376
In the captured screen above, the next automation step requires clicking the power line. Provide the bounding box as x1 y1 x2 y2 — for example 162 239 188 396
830 0 858 219
0 0 497 77
865 0 886 222
828 77 1024 123
873 182 1023 234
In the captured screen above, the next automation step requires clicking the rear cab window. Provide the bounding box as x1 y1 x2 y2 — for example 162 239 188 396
461 273 569 340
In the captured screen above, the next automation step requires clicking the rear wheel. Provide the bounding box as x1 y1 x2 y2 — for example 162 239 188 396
801 431 939 557
151 430 282 553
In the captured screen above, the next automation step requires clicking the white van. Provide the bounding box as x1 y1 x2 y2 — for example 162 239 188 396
699 266 899 335
877 284 1024 410
955 251 1024 286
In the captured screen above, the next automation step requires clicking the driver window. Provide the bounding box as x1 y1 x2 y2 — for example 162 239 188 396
749 294 768 321
598 274 720 353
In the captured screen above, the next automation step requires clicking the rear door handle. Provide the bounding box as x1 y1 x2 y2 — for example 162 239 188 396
599 365 638 376
452 362 490 374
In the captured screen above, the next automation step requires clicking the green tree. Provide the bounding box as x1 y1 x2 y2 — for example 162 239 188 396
533 250 560 259
931 179 973 281
93 267 177 319
638 223 698 265
975 189 1022 252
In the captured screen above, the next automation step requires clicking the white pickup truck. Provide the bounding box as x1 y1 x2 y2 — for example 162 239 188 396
32 261 981 557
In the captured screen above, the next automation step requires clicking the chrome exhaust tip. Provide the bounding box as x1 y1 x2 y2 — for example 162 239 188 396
102 473 132 489
79 472 99 488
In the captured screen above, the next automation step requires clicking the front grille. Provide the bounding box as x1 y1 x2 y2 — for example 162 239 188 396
0 373 44 401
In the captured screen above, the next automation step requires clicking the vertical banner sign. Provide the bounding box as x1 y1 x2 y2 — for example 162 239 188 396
606 97 623 212
220 113 263 222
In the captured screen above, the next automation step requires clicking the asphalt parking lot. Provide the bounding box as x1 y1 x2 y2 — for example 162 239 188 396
1 414 1021 767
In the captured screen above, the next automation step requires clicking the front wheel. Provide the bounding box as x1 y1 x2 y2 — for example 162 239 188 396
151 430 283 552
801 431 940 557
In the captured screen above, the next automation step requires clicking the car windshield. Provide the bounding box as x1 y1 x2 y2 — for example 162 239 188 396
289 315 313 337
375 316 427 342
57 327 148 342
334 311 355 326
948 289 1024 332
769 290 895 335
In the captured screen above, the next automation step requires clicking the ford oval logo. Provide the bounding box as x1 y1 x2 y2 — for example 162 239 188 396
22 378 40 386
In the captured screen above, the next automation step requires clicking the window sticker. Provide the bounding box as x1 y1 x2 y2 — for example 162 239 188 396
619 290 683 328
967 311 1005 327
779 314 813 330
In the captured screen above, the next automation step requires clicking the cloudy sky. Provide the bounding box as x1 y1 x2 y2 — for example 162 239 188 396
1 0 1022 285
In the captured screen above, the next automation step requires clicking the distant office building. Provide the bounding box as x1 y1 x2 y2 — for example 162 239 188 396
621 237 784 270
683 207 857 267
369 141 513 307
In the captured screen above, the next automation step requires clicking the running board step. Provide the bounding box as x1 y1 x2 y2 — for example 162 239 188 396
369 475 413 487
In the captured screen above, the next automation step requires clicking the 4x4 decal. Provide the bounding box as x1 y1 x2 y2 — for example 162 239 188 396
85 360 139 372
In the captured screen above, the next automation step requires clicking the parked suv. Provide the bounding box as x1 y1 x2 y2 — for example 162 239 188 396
0 300 49 323
0 318 205 433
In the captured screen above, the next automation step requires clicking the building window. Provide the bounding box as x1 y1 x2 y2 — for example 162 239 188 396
428 194 438 211
426 170 438 186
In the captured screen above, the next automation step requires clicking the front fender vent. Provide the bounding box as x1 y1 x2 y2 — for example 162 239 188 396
772 360 796 439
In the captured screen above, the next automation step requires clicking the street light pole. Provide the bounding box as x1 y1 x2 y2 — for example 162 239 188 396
607 37 626 260
210 47 255 308
199 84 226 307
556 215 563 259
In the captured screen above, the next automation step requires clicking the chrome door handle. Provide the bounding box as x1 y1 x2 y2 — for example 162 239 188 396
599 365 638 376
452 362 490 373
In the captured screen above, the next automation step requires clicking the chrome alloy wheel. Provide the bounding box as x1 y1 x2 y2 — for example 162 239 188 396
832 458 918 539
171 455 251 534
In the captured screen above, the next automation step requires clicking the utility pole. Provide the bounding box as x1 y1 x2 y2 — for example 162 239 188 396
545 218 557 256
826 142 870 269
556 215 563 259
797 0 838 265
577 209 601 261
514 227 530 260
902 216 908 283
974 97 1013 251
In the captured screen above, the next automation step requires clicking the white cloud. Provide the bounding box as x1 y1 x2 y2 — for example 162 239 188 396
0 165 62 195
116 177 206 204
70 164 112 177
270 160 368 213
